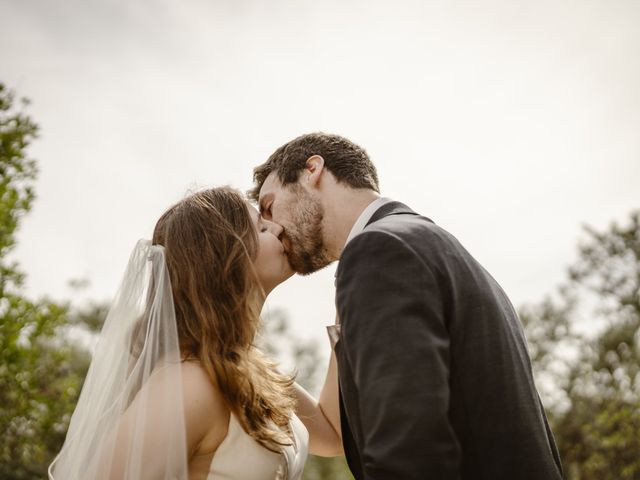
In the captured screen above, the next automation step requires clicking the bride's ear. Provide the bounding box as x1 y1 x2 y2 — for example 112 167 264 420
303 155 325 188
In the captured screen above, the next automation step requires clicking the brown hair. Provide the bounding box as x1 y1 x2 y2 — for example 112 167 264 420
249 132 380 201
151 186 295 451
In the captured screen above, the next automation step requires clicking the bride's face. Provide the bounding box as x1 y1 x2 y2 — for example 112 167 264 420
248 203 294 294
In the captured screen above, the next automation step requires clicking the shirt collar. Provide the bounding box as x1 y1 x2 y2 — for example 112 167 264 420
344 197 393 248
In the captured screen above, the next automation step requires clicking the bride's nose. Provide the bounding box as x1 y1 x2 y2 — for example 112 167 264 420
265 220 284 239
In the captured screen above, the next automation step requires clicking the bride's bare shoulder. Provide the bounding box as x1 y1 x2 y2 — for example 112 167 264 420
180 360 221 393
150 359 223 405
180 360 227 417
179 360 230 455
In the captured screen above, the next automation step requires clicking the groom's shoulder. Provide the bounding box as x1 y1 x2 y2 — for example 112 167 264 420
365 206 450 246
350 207 469 266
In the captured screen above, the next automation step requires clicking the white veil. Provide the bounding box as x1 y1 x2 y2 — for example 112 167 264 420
49 240 188 479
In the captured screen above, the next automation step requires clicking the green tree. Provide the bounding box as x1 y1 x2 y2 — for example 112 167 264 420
0 83 94 479
0 83 38 296
521 211 640 480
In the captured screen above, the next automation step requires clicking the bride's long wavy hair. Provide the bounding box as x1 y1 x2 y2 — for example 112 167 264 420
150 186 295 452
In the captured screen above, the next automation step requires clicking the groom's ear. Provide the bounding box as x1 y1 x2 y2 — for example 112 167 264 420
302 155 325 189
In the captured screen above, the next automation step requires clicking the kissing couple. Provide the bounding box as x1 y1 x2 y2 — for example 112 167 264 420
50 133 564 479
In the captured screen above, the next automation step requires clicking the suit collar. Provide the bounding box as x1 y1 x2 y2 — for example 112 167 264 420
344 197 394 247
365 200 419 227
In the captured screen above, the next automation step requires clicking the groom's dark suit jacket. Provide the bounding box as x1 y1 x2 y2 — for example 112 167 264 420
334 202 563 480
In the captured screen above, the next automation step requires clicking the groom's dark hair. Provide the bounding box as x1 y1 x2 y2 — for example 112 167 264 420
249 132 380 201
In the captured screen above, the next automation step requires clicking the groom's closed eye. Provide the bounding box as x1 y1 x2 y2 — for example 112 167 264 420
258 192 274 219
260 202 273 220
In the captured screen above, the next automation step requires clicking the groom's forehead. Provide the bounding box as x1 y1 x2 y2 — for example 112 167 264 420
257 174 276 213
258 173 283 201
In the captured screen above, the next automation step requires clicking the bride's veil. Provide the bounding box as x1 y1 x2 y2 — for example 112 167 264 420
49 240 188 479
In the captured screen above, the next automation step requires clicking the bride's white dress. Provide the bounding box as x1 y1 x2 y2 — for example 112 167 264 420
206 413 308 480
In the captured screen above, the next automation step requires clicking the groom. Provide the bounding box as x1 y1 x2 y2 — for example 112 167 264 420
250 133 563 479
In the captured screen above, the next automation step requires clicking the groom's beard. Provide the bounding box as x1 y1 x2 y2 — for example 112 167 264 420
283 195 332 275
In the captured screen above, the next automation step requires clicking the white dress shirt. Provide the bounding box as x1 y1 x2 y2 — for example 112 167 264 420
328 197 393 347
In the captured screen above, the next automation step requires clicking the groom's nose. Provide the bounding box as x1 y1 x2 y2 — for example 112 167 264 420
266 220 284 239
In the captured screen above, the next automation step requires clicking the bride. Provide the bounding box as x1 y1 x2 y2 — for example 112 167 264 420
49 187 342 479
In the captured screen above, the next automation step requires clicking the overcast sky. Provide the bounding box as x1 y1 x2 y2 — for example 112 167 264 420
2 0 639 349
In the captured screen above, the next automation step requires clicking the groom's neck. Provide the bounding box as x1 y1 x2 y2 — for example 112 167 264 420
322 188 380 259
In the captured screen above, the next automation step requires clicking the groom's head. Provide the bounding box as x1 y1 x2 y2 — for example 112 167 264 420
249 132 379 274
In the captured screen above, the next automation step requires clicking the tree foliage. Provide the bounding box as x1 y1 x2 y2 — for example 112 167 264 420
521 211 640 480
0 83 93 479
0 83 38 295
